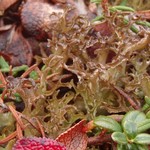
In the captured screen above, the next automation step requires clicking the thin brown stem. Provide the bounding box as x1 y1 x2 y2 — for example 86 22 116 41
21 64 38 78
0 131 17 145
8 105 25 130
16 123 23 139
88 134 112 146
113 86 140 110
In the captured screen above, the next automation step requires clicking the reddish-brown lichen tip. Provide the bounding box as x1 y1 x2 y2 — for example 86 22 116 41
12 137 67 150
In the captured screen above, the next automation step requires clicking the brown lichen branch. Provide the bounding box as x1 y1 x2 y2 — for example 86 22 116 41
32 117 45 138
0 104 45 145
18 112 46 138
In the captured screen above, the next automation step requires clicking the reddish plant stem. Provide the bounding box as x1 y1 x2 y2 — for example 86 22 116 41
0 131 17 145
8 105 25 130
1 88 7 100
113 86 140 110
16 123 23 139
101 0 109 16
0 71 7 85
20 114 44 135
33 117 45 137
88 134 112 146
21 64 40 78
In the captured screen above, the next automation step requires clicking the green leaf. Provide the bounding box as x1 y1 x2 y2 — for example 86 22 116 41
136 144 149 150
0 56 9 71
117 143 142 150
12 65 28 76
122 111 146 127
117 144 126 150
110 6 135 12
126 143 140 150
144 96 150 105
0 57 28 75
112 132 127 144
29 71 38 80
137 119 150 133
90 0 102 4
136 21 150 28
119 0 128 6
117 143 139 150
146 111 150 118
133 133 150 144
142 104 149 111
94 116 122 132
14 93 22 102
123 18 139 33
123 121 137 139
92 15 104 22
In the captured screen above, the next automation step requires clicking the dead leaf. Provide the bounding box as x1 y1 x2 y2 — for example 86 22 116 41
56 120 88 150
0 0 18 15
94 21 113 36
3 26 33 66
0 25 14 51
136 10 150 21
51 0 66 3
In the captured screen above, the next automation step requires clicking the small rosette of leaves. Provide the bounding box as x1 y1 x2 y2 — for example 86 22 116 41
94 110 150 150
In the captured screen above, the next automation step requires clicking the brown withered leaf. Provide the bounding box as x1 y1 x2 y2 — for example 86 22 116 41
3 27 33 66
51 0 66 3
0 0 18 16
0 25 14 50
94 21 114 36
0 25 14 62
56 120 88 150
136 10 150 21
0 25 33 66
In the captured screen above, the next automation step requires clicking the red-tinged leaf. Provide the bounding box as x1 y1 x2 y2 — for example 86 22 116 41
94 21 113 36
56 120 88 150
